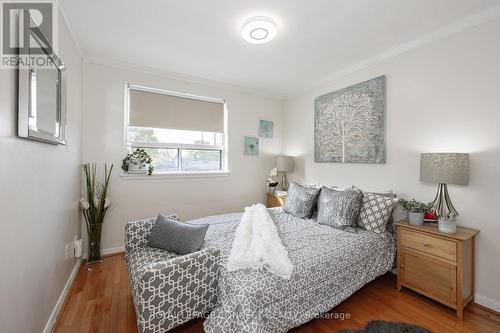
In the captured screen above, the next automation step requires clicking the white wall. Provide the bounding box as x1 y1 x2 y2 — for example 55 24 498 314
283 18 500 310
82 62 283 253
0 12 83 333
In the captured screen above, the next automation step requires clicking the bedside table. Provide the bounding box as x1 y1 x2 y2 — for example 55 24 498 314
395 221 479 319
267 193 286 208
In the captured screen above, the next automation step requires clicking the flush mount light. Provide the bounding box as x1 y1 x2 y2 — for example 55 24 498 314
241 16 277 44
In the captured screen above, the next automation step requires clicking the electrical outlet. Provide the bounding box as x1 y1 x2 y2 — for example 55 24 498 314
65 243 69 260
71 235 78 258
74 237 83 258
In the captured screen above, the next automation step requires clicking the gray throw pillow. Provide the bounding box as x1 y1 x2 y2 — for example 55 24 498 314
360 191 406 232
357 193 399 234
283 182 320 219
317 186 364 233
148 214 209 255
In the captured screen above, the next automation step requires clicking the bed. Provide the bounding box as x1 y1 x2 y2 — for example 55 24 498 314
188 207 397 333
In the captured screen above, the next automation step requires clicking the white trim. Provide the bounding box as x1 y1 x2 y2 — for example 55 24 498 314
102 245 125 256
57 2 84 58
123 84 130 168
475 294 500 313
42 259 81 333
298 5 500 97
222 102 229 172
120 170 231 180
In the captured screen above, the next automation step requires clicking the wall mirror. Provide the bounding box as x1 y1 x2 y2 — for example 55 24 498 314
18 10 67 145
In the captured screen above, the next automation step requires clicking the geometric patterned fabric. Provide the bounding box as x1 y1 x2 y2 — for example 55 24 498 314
358 193 399 234
125 218 220 333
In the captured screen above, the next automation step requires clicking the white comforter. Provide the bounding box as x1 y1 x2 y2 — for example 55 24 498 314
227 203 293 279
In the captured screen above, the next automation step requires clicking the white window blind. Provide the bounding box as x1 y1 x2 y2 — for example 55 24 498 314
124 85 228 175
129 89 224 133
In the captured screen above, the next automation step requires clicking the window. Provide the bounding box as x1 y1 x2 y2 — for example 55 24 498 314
125 85 227 174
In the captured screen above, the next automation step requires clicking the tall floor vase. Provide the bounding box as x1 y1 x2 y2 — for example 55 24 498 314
86 222 103 264
80 163 113 264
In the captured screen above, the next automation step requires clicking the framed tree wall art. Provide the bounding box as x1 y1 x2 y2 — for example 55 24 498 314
314 76 386 164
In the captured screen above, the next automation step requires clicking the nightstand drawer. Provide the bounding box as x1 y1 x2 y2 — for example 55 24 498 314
400 229 456 262
401 250 457 307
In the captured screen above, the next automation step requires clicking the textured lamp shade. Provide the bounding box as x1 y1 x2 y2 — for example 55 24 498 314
420 153 469 223
420 153 469 185
276 155 294 172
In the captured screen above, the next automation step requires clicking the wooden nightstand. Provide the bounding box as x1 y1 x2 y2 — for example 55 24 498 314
396 221 479 319
266 193 286 208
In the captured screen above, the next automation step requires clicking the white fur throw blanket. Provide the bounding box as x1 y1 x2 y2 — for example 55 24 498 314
227 203 293 279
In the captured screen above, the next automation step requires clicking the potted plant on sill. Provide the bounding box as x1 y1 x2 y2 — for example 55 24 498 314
266 167 279 193
400 199 431 226
79 163 113 264
122 148 154 175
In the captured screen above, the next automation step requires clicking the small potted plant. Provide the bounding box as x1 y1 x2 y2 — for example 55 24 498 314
266 167 279 193
400 199 431 226
122 148 154 175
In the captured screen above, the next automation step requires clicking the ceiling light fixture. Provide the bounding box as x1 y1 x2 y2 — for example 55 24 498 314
241 16 277 44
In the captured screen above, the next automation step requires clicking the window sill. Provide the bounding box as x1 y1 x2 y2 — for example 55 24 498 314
120 170 231 180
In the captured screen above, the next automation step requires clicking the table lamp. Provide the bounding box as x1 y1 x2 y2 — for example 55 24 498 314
276 155 294 191
420 153 469 231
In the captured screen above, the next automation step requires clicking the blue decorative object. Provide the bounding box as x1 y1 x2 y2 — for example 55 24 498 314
244 136 259 156
259 120 274 138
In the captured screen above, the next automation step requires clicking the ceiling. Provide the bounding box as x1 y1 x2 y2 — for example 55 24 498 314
61 0 500 97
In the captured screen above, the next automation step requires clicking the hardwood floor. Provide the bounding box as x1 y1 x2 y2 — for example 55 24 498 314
54 253 500 333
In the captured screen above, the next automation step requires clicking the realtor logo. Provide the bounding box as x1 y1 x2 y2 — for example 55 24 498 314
1 0 58 68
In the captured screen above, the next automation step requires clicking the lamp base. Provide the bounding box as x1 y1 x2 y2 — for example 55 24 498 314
430 183 459 221
278 172 289 191
438 217 457 234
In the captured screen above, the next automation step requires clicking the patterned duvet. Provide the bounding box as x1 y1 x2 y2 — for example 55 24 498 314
188 207 396 333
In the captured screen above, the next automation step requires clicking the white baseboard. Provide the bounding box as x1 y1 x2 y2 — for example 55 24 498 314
102 245 125 255
475 294 500 313
42 259 81 333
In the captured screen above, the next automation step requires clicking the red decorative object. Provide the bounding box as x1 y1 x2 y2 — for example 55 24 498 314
424 211 437 221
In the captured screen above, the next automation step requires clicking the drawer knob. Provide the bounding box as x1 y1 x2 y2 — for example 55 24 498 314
422 242 430 247
401 264 405 269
